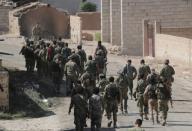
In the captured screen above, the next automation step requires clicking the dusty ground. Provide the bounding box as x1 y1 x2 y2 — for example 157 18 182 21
0 36 192 131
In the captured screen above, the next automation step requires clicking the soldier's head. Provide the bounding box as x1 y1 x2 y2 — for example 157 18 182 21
77 45 82 50
140 59 145 64
93 87 100 95
58 37 62 41
65 43 68 47
164 59 169 65
135 119 143 127
127 59 132 65
88 55 92 60
138 74 145 80
99 74 106 79
98 41 102 47
109 76 114 83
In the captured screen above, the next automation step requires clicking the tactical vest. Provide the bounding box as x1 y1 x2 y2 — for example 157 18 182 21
148 85 157 99
157 86 171 100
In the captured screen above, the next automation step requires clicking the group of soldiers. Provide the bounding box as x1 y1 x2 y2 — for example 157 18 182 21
20 34 175 130
67 50 175 130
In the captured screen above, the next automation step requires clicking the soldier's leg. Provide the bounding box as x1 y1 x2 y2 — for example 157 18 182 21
128 80 133 99
124 88 128 113
138 99 144 120
113 105 118 128
162 100 169 126
91 116 96 131
154 100 160 123
106 103 112 127
148 99 154 124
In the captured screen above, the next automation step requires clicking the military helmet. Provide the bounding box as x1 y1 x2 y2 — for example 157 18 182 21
164 59 169 64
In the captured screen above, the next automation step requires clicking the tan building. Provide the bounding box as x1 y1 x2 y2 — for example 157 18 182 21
102 0 192 56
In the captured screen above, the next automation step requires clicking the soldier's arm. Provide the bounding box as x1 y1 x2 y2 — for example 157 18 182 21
68 97 74 114
171 66 175 75
133 67 137 80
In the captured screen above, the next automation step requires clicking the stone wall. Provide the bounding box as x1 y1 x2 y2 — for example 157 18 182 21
9 3 70 38
0 6 10 35
77 12 101 30
70 16 82 44
155 33 192 66
0 70 9 110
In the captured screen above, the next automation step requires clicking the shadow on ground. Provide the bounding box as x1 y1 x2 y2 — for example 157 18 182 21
0 69 59 119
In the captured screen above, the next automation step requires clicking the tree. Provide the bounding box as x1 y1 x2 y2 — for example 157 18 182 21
80 2 97 12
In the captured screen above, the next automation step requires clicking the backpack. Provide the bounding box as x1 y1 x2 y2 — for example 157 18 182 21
148 85 157 99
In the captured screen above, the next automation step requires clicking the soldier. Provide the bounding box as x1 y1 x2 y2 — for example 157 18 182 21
61 43 72 64
135 74 148 120
138 59 151 80
116 73 129 114
32 23 42 41
95 50 106 79
94 41 107 59
85 55 97 86
70 50 82 70
77 45 87 74
64 55 79 95
146 68 160 85
160 59 175 93
51 58 62 94
104 76 121 128
123 59 137 99
39 44 48 77
68 85 88 131
156 79 172 126
144 76 159 124
89 87 104 131
80 71 94 99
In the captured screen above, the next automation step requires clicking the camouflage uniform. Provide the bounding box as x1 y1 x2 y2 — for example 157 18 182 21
85 59 97 85
39 46 48 76
89 94 104 131
144 84 159 124
123 64 137 99
104 82 121 128
156 82 172 126
80 71 94 99
77 49 87 74
64 59 79 95
160 64 175 91
116 73 129 113
135 79 148 120
69 93 88 131
138 64 151 80
95 51 106 79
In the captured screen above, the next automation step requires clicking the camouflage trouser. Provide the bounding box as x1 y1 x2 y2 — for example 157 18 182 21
91 114 102 131
106 100 118 123
66 75 77 95
137 95 148 119
74 112 86 131
127 79 133 98
148 99 158 124
26 58 35 72
120 87 128 112
158 100 169 123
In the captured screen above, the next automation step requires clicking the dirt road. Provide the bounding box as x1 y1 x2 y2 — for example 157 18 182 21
0 37 192 131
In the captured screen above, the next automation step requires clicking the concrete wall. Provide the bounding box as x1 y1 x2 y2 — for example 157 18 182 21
0 6 10 35
155 33 192 66
102 0 192 56
110 0 121 46
101 0 110 43
70 16 82 44
77 12 101 30
40 0 82 14
161 27 192 39
9 4 70 38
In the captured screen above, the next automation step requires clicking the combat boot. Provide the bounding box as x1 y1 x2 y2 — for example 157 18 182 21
113 122 117 128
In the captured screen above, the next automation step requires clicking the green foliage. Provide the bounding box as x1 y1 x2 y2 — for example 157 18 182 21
80 2 97 12
95 32 101 41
